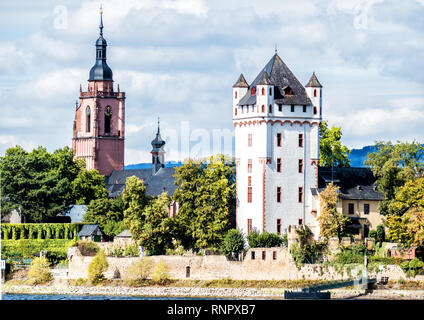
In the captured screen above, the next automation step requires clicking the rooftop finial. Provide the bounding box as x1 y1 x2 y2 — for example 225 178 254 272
99 4 104 36
275 43 277 54
157 117 160 134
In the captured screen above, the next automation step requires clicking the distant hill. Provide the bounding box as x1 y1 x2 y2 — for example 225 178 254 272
348 145 377 167
124 161 182 170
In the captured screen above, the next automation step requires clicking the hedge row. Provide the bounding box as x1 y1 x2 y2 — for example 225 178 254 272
1 223 85 240
1 239 73 263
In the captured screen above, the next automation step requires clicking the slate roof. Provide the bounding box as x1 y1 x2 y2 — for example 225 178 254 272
305 72 322 88
257 71 274 85
316 167 384 201
78 224 102 237
238 53 313 107
105 167 177 197
115 229 132 238
62 205 87 223
233 73 249 88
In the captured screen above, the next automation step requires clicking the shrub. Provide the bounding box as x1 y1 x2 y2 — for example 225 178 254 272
77 240 100 256
124 259 154 285
247 231 261 248
1 239 71 262
221 229 245 256
401 258 424 278
88 250 109 285
152 260 170 285
27 257 53 285
247 231 283 248
45 251 67 266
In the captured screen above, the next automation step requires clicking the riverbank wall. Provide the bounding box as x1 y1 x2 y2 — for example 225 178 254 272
68 247 408 281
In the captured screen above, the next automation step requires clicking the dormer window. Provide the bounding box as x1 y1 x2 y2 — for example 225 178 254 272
284 86 293 96
251 87 256 96
261 87 265 96
314 89 317 97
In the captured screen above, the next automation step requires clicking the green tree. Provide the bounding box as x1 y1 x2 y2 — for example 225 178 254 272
71 168 108 204
221 229 245 256
83 194 126 238
365 141 424 214
88 250 108 285
173 154 235 251
319 121 351 167
0 146 69 222
122 176 151 243
136 192 174 255
386 177 424 246
317 182 350 240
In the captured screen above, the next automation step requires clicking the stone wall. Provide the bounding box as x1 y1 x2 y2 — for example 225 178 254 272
67 246 407 281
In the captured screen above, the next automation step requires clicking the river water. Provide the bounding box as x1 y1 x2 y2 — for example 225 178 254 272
2 293 245 300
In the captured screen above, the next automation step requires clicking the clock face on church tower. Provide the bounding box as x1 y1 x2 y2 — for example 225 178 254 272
105 106 112 116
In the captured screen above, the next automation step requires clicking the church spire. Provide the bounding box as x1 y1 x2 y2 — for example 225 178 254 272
88 6 113 81
151 117 166 175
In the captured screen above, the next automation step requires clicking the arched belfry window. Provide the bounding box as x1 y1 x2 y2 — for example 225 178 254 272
104 106 112 134
86 106 91 133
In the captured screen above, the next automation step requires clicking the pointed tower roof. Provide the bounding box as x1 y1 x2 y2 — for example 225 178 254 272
238 53 312 106
305 72 322 88
257 71 274 85
151 118 165 152
232 73 249 88
89 6 113 81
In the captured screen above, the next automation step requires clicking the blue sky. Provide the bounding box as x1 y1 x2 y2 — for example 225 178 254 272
0 0 423 165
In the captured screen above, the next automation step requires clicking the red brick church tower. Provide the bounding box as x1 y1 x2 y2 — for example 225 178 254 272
72 8 125 176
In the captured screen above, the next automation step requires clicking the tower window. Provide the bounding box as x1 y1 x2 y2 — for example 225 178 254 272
277 133 282 147
269 104 272 113
348 203 354 215
298 159 303 173
314 89 317 97
86 106 91 133
278 105 282 112
251 87 256 96
105 114 111 134
248 134 252 147
104 106 112 134
235 91 237 99
298 187 303 203
277 219 281 234
248 176 252 186
277 187 282 203
313 106 317 115
303 105 307 112
262 251 266 260
248 159 252 173
247 187 252 203
262 105 265 113
269 87 272 95
261 87 265 96
291 105 295 112
251 251 255 260
277 158 282 172
235 108 237 116
247 219 252 235
298 134 303 147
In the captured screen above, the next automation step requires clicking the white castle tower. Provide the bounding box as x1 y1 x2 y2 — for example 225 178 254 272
233 52 322 238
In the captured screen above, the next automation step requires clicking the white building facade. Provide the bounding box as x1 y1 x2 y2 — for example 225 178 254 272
233 53 323 238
